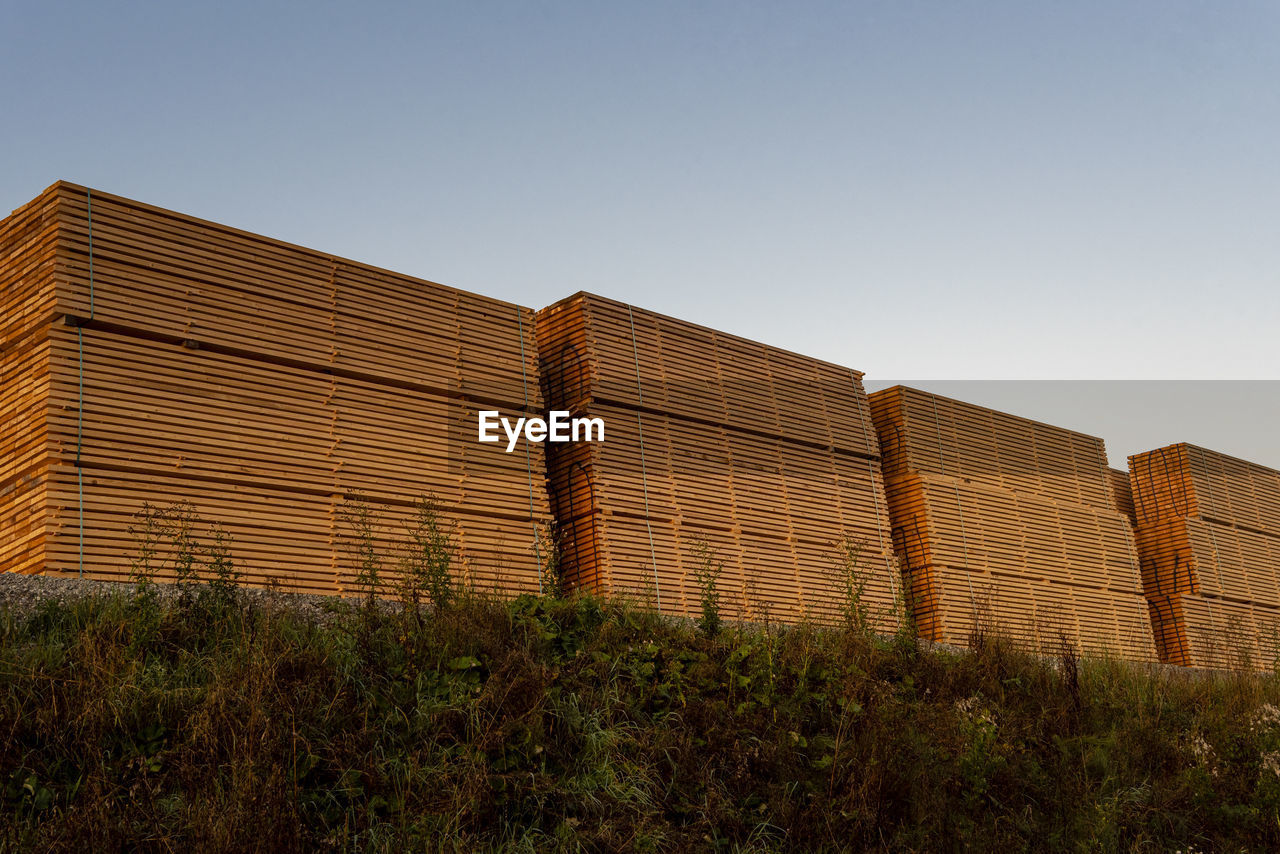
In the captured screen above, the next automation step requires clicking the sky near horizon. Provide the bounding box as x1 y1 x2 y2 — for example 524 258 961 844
861 380 1280 470
3 2 1278 389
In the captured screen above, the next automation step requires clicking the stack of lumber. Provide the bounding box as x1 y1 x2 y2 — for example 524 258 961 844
1109 468 1136 523
1 181 551 595
870 386 1156 661
536 293 900 628
1132 443 1280 669
0 186 60 577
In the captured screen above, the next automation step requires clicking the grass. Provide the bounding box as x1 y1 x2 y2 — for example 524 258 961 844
2 582 1280 851
1 501 1278 851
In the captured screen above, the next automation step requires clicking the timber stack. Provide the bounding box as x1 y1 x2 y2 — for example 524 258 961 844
1109 468 1136 524
0 181 551 594
13 179 1280 671
1131 444 1280 669
536 292 901 627
869 386 1157 661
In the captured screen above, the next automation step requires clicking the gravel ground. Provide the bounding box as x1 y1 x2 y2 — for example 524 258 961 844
0 574 1218 675
0 572 360 625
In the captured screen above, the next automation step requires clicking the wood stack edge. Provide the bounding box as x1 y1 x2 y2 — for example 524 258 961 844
7 181 1280 669
1 181 550 595
536 293 901 628
868 386 1157 661
1131 444 1280 669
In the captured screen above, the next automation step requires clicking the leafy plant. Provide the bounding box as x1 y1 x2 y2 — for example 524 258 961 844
827 533 873 634
166 501 203 603
127 501 168 586
127 501 242 614
688 537 723 638
534 521 565 598
203 522 241 610
338 492 384 607
398 495 456 613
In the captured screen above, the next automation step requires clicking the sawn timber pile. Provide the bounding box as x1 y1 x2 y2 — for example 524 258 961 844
0 181 550 594
1131 443 1280 669
536 292 901 628
869 386 1157 661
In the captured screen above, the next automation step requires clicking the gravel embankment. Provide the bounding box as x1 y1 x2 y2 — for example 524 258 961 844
0 573 359 624
0 574 1214 676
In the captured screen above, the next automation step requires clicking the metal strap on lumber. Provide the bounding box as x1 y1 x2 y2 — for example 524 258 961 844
1110 462 1144 601
626 304 662 612
930 393 979 623
516 307 543 592
1133 453 1158 524
852 372 872 455
1158 446 1191 518
1119 520 1144 598
77 188 97 578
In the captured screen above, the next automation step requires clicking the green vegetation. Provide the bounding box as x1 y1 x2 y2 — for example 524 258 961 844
5 589 1280 850
3 507 1280 850
397 496 458 614
688 537 724 639
827 533 875 634
337 493 387 608
534 520 565 600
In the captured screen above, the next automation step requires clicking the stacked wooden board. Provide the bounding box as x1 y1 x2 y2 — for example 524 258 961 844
1131 444 1280 669
1 181 551 595
536 292 901 628
0 186 60 577
9 178 1280 673
869 386 1157 661
1109 468 1136 523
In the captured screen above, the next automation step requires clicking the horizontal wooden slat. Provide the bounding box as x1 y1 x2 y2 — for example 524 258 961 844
872 386 1156 662
1131 443 1280 668
3 181 551 593
537 293 899 627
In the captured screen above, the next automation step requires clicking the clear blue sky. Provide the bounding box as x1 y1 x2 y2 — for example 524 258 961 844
4 2 1278 390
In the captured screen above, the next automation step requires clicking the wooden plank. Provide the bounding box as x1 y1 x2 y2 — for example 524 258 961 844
536 295 898 627
3 181 551 595
870 385 1114 511
871 387 1156 661
1131 443 1280 667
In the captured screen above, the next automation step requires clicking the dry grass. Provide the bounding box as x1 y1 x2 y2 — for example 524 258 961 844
1 505 1278 851
2 579 1280 851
